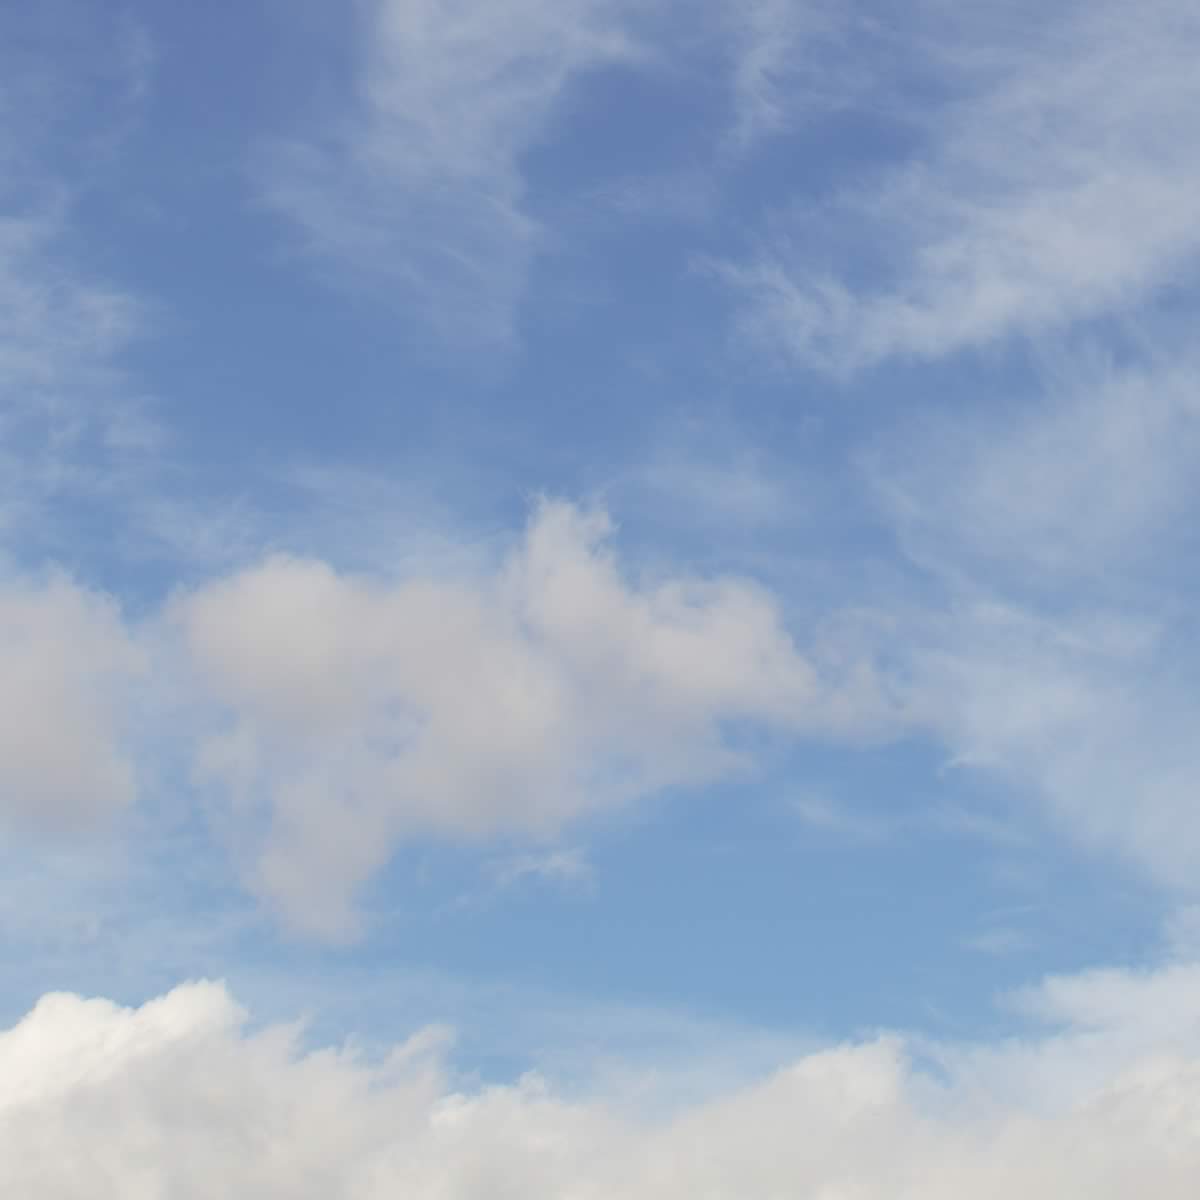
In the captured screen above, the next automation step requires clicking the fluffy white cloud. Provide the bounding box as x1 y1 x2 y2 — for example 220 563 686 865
174 500 890 936
5 969 1200 1197
0 573 143 832
726 0 1200 369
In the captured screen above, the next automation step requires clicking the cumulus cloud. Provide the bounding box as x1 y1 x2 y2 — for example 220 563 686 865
173 500 891 936
0 573 143 832
4 970 1200 1197
725 0 1200 370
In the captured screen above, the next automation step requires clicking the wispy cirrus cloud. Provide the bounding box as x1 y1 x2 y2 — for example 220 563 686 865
260 0 644 344
857 337 1200 901
868 348 1200 587
723 0 864 151
724 0 1200 370
0 169 155 545
258 0 883 344
0 6 160 558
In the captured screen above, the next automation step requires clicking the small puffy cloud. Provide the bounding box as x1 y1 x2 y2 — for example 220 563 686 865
173 500 892 937
0 572 143 832
4 972 1200 1197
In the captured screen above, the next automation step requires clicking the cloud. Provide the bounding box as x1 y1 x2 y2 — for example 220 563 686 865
0 8 161 557
491 846 594 890
869 348 1200 585
0 572 144 833
792 792 891 842
172 499 893 937
724 0 861 150
0 209 141 405
854 343 1200 899
260 0 643 344
962 927 1032 957
5 969 1200 1196
0 19 158 840
0 207 158 560
941 962 1200 1114
882 552 1200 896
724 0 1200 370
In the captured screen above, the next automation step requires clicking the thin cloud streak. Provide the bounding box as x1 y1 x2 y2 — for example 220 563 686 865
723 0 1200 370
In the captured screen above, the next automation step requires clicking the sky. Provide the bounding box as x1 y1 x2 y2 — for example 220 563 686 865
4 0 1200 1193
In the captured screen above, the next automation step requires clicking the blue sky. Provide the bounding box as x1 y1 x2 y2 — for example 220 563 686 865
5 1 1200 1193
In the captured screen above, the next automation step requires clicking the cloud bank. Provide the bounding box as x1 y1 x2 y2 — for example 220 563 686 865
5 969 1200 1197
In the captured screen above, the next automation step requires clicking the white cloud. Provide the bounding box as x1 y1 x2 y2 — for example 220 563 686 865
0 573 144 832
172 499 893 937
937 962 1200 1116
5 969 1200 1196
725 0 1200 369
261 0 642 343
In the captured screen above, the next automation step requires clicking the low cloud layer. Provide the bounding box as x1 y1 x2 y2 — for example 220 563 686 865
5 970 1200 1197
